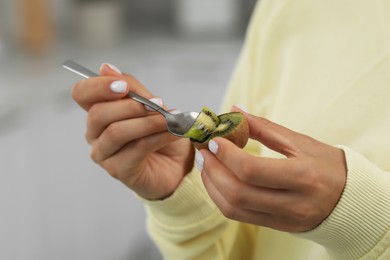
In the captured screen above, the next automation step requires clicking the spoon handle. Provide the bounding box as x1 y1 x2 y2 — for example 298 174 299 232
62 60 99 78
62 60 170 116
127 92 170 117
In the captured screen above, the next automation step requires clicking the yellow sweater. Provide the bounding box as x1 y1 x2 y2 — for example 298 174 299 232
144 1 390 259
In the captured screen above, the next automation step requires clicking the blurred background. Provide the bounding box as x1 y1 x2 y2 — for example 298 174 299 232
0 0 257 259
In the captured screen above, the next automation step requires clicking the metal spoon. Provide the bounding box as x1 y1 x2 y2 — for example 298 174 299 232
62 60 199 137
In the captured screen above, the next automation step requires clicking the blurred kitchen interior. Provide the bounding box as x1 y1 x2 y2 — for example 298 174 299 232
0 0 256 259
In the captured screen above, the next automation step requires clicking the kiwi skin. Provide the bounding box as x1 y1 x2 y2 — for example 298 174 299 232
192 112 249 150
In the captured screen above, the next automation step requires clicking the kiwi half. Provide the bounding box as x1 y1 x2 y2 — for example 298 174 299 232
184 107 249 150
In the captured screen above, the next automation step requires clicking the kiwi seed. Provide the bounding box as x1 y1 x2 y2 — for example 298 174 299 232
184 107 249 150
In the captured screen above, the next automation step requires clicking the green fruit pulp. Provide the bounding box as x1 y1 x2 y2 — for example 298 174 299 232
184 107 220 142
184 107 244 143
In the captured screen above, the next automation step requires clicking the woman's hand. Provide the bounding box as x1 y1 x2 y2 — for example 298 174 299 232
198 107 347 232
72 64 195 200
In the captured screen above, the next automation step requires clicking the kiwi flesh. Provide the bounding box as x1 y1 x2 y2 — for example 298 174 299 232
184 107 249 150
184 107 220 142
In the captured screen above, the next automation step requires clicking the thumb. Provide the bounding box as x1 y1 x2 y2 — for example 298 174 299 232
232 105 302 157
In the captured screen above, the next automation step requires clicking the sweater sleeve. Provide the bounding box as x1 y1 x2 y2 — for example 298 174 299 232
140 165 258 260
294 146 390 259
140 168 228 260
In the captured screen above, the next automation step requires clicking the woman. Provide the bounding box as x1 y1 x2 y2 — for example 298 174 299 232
71 1 390 259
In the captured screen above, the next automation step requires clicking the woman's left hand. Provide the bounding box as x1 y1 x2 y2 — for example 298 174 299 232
197 107 347 232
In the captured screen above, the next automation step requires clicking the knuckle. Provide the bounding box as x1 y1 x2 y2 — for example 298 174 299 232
105 123 124 143
71 81 83 102
300 163 321 191
85 131 92 145
103 162 120 180
291 207 310 222
88 104 103 126
90 146 100 163
220 203 238 220
287 202 315 224
224 186 245 206
293 158 320 191
237 163 256 182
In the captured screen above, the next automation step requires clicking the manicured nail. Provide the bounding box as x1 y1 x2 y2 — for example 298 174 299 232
101 63 122 74
110 80 127 93
195 150 204 173
208 140 218 154
233 104 248 113
145 98 163 111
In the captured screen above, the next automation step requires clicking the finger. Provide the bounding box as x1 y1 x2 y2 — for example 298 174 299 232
72 76 129 111
201 165 308 232
201 150 293 213
209 137 302 189
86 98 157 143
101 64 165 112
232 106 303 157
201 165 280 226
91 114 168 162
73 64 155 111
99 131 180 180
100 63 155 98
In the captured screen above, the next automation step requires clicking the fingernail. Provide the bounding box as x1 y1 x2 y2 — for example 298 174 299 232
195 150 204 173
233 104 248 113
208 140 218 154
145 98 163 111
110 80 127 93
101 63 122 74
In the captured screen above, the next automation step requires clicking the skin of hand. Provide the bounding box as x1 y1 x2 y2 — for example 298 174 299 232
198 106 347 232
71 64 195 200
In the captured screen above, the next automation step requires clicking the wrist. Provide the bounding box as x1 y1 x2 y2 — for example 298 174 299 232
294 146 390 259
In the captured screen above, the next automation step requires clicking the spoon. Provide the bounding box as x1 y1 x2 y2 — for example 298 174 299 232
62 60 199 137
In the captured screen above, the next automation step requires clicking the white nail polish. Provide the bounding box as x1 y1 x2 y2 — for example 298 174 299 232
208 140 218 154
195 151 204 173
145 98 163 111
101 63 122 74
110 80 127 93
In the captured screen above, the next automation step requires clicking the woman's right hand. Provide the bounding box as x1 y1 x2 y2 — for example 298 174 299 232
72 64 195 200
